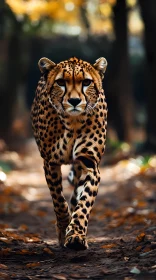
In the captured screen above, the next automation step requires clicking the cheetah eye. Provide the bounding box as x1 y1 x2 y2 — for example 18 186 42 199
56 79 66 87
82 79 92 87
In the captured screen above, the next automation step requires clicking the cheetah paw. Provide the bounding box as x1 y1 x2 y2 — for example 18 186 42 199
64 234 88 250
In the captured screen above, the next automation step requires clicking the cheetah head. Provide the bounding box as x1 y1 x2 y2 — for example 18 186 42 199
38 57 107 116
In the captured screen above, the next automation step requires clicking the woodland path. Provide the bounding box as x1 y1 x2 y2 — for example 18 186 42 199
0 139 156 279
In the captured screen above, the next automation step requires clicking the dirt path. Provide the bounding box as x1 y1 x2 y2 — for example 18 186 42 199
0 140 156 279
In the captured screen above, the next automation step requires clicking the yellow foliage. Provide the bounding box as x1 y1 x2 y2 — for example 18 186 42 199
6 0 83 23
91 17 113 34
6 0 26 15
127 0 136 7
99 3 112 17
6 0 139 34
100 0 116 5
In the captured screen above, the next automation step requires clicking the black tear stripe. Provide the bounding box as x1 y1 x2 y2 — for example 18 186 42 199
61 69 67 103
72 65 75 88
77 156 95 169
81 70 86 96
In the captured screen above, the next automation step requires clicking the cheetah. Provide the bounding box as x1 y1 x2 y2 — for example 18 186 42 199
31 56 107 250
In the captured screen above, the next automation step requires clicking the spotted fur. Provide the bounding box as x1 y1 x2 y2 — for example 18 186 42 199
31 57 107 250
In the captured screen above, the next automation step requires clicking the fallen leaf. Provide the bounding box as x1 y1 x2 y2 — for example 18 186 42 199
43 248 54 255
151 265 156 269
26 237 41 243
18 224 28 231
52 275 67 280
0 264 8 269
70 274 82 279
11 274 17 277
0 224 8 230
124 256 129 261
26 262 40 268
0 248 11 256
4 231 24 241
0 272 9 279
136 233 145 242
143 246 151 252
137 201 147 208
130 267 141 274
36 210 47 217
16 249 31 255
136 246 142 251
109 218 125 228
0 237 11 244
101 243 117 249
50 219 56 224
100 268 111 275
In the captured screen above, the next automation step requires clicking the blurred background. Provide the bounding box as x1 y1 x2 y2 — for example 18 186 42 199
0 2 156 266
0 0 156 155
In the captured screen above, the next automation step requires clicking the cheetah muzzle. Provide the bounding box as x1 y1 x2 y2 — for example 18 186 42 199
31 56 107 250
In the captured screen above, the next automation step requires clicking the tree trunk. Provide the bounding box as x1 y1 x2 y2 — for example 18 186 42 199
108 0 134 142
139 0 156 150
0 4 22 142
0 0 5 38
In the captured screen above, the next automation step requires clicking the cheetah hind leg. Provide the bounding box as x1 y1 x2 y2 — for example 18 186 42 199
68 163 82 187
68 164 82 213
56 222 70 247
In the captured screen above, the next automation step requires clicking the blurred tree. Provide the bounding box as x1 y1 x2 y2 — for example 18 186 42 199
0 0 5 37
138 0 156 152
79 0 90 36
107 0 134 142
0 1 23 142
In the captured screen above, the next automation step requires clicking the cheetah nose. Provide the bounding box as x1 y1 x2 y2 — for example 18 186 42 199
68 98 81 107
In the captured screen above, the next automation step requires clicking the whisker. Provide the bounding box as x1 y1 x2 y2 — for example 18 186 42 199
49 97 65 115
86 105 94 115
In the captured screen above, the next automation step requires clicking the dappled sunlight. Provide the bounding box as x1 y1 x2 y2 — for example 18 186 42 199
0 171 7 182
21 186 42 201
100 156 156 184
6 171 45 187
1 144 156 205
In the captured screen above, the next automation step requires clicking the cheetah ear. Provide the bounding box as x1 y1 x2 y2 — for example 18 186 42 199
38 57 56 73
93 57 107 76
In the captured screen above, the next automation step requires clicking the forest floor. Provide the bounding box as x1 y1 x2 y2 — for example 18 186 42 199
0 139 156 280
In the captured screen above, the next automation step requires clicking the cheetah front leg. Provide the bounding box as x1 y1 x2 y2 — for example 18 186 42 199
65 158 100 250
44 161 71 247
